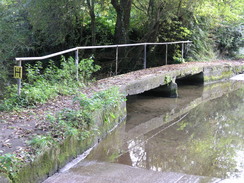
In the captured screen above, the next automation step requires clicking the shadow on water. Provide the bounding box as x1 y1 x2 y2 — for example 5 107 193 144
86 80 244 180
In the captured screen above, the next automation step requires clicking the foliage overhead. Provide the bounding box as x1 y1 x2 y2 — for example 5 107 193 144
0 0 243 88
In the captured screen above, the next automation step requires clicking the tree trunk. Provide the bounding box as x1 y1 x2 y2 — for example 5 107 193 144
111 0 132 44
177 0 182 17
86 0 96 46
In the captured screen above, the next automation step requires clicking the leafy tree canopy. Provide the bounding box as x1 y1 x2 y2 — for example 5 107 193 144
0 0 243 88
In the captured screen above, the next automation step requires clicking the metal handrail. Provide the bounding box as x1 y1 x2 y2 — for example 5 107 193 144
15 41 191 61
15 41 192 95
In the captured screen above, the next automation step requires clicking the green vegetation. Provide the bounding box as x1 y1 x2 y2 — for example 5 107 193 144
164 75 172 85
0 154 22 175
0 1 243 180
0 23 126 179
0 0 243 90
0 57 100 111
0 87 124 177
75 87 125 111
30 87 125 151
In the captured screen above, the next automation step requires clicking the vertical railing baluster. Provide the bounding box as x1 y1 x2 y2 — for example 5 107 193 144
144 44 147 69
165 44 168 65
75 49 79 81
116 46 118 75
182 43 184 60
17 60 22 96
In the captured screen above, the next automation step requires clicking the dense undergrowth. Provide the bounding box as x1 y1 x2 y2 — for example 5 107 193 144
0 56 100 111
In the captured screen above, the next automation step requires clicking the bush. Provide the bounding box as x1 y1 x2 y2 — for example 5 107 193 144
78 57 101 84
214 25 243 57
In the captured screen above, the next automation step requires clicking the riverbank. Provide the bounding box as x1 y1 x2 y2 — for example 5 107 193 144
0 59 244 183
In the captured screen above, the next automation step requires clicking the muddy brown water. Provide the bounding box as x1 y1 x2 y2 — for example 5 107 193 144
85 81 244 181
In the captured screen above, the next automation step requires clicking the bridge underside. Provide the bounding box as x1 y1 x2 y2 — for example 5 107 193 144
141 72 204 98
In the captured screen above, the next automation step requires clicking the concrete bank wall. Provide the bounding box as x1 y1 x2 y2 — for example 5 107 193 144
1 102 126 183
203 64 244 83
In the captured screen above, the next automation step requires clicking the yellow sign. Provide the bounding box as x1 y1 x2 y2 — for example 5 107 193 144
14 66 22 79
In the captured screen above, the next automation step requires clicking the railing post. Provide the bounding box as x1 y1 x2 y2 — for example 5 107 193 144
17 60 22 96
165 44 168 65
144 44 147 69
115 46 119 75
182 43 184 60
185 42 190 56
75 49 79 81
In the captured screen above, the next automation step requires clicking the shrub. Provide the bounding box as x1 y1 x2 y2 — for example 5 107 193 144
214 25 244 57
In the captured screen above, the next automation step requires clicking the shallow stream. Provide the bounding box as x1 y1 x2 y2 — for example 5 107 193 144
85 80 244 181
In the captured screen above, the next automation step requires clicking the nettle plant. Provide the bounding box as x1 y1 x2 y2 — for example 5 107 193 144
78 57 101 84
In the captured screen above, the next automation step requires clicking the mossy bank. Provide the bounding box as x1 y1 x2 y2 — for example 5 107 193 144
0 98 126 183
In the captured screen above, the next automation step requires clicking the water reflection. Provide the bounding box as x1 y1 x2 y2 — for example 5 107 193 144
143 92 244 179
86 81 244 180
127 139 147 168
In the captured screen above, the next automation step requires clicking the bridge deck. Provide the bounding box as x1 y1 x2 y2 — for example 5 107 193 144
89 60 244 96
